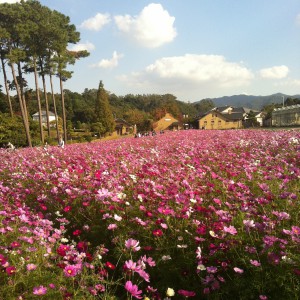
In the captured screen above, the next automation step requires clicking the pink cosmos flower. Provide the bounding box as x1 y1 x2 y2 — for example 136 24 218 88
136 268 150 282
0 254 7 266
223 225 237 235
243 219 255 228
125 238 141 252
124 260 137 271
26 264 37 271
292 226 300 235
105 261 116 270
152 229 163 237
250 260 261 267
33 285 47 295
10 241 21 248
6 266 16 276
72 229 81 236
63 206 71 212
233 267 244 274
125 281 142 299
207 266 218 273
139 255 156 267
56 244 70 256
107 224 117 230
95 284 105 292
64 265 78 277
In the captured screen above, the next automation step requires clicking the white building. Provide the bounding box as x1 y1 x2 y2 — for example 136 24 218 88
32 111 56 125
272 105 300 126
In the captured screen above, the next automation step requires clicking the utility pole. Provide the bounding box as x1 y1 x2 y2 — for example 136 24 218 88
282 96 285 107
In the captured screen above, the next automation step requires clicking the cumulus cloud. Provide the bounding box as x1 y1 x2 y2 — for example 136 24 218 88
68 42 95 52
117 54 254 100
91 51 123 69
79 13 111 31
259 65 289 79
114 3 177 48
145 54 253 86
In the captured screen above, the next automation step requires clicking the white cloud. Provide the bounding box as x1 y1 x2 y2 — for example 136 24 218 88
91 51 123 69
117 54 254 101
259 65 289 79
296 13 300 25
68 42 95 52
114 3 177 48
79 13 111 31
145 54 253 86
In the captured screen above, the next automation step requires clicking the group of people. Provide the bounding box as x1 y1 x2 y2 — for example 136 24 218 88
134 130 166 138
134 131 156 138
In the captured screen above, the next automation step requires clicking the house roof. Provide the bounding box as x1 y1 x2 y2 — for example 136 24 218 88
224 112 244 120
32 111 55 117
115 118 131 127
273 104 300 112
199 110 244 121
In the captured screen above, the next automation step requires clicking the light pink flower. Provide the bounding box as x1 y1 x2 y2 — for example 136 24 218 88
233 267 244 274
223 225 237 235
107 224 117 230
33 286 47 295
125 238 141 252
250 259 261 267
26 264 37 271
125 281 142 299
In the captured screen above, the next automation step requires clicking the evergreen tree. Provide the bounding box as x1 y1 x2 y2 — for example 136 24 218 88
94 81 115 134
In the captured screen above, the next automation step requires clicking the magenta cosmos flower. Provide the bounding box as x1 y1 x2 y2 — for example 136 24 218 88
125 281 142 299
6 266 16 276
64 265 78 277
0 254 7 266
33 285 47 295
152 229 163 237
178 289 196 297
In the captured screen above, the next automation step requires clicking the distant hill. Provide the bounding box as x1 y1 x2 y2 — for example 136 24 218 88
200 93 300 110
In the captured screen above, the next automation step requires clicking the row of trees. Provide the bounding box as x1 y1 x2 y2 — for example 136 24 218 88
0 0 89 147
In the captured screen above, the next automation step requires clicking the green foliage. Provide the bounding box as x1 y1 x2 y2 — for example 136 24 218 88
284 97 300 106
0 113 39 147
94 81 115 134
245 110 260 127
194 99 215 115
91 122 105 137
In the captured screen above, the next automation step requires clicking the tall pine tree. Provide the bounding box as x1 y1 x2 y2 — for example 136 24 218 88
94 81 115 135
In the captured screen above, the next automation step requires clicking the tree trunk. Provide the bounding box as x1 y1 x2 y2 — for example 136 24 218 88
10 63 32 147
49 73 60 143
33 58 44 144
17 62 29 126
39 60 51 138
59 75 67 144
0 56 13 117
41 74 50 138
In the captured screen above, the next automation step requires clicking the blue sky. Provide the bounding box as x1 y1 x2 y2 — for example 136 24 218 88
2 0 300 102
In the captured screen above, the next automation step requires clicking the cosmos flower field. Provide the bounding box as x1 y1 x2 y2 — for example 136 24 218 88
0 129 299 299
